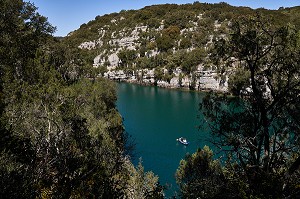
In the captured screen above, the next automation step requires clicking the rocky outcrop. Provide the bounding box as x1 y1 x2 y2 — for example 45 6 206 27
103 66 228 92
77 15 229 93
79 38 103 50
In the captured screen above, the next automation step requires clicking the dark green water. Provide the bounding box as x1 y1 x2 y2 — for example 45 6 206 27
116 82 211 196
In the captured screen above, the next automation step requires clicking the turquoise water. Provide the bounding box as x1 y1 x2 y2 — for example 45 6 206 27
116 82 211 196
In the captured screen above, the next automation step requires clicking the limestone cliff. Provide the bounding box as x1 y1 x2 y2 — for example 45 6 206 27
63 2 299 93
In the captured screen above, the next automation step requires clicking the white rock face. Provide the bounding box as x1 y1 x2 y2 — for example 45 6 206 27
78 13 230 93
102 65 228 92
181 77 190 87
79 39 103 50
111 19 117 24
170 77 179 87
108 53 119 67
199 73 224 90
111 36 138 50
93 53 120 68
93 54 102 67
146 50 158 58
78 41 97 50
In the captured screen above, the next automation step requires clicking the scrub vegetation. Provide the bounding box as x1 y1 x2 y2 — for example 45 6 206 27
0 0 163 198
65 1 300 91
176 13 300 199
1 0 299 198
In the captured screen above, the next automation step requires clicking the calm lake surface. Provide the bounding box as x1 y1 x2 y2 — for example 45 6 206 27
116 82 212 195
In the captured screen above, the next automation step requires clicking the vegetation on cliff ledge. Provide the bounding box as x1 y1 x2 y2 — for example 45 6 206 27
1 0 299 198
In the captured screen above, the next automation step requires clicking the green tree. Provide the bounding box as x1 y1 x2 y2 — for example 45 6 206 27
227 67 251 96
178 73 184 87
126 159 164 198
47 40 95 84
176 146 226 199
181 48 206 74
154 68 164 86
163 25 180 40
147 17 160 29
118 49 137 67
192 31 209 48
0 1 164 198
0 0 55 87
200 15 300 198
189 73 197 90
180 37 192 49
164 10 195 29
156 34 174 52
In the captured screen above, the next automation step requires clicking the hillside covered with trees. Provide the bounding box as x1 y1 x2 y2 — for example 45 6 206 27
63 1 300 198
176 15 300 198
1 0 300 198
64 2 300 93
0 0 163 198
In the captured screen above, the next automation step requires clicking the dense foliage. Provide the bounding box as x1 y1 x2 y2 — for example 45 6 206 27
64 2 300 89
177 15 300 198
0 0 163 198
2 1 299 198
64 2 300 198
176 146 227 198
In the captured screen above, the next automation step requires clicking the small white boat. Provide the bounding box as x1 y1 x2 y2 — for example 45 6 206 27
177 137 189 145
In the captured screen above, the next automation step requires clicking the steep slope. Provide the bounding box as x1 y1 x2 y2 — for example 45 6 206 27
63 2 300 92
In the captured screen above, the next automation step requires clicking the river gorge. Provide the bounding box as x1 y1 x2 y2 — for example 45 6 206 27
116 82 213 195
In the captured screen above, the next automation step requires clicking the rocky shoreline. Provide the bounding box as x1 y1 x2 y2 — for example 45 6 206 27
104 66 229 93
